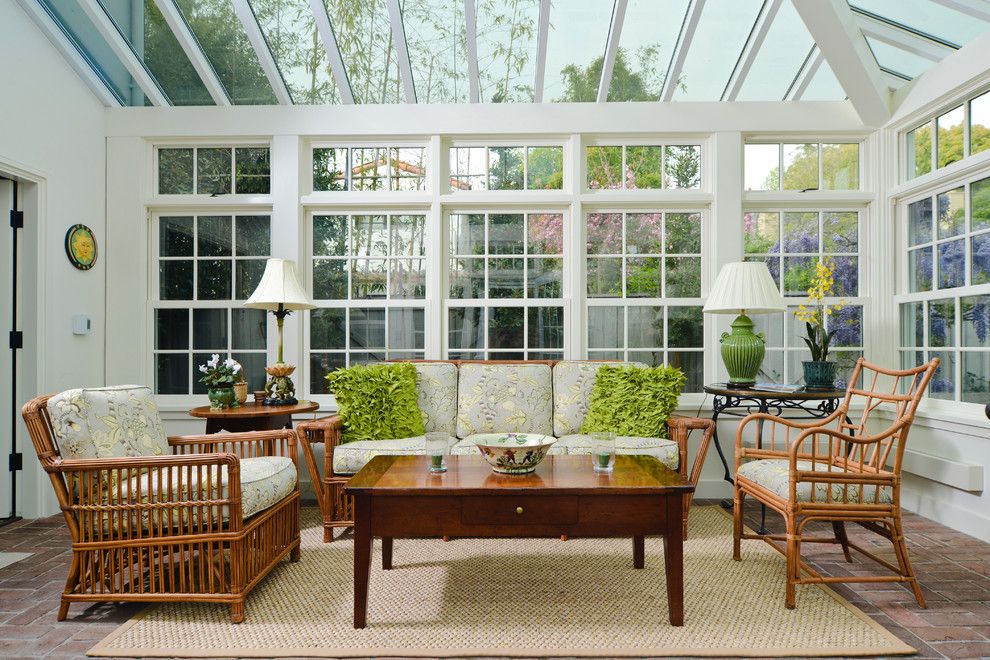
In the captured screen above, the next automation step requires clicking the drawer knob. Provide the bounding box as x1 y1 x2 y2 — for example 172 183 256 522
515 506 524 515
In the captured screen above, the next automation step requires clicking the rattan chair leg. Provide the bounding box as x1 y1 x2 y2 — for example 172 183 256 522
785 517 798 609
832 521 853 563
732 487 745 561
891 516 927 608
231 601 245 624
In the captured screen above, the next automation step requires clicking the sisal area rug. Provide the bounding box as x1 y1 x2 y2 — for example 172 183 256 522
90 507 912 658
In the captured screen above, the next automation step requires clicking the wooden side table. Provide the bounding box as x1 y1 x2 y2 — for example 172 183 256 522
188 401 320 434
703 383 848 532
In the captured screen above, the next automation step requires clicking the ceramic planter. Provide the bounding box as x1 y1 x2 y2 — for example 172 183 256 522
802 360 838 391
207 385 237 410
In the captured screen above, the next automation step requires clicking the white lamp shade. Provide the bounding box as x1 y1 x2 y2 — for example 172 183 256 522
244 259 315 311
703 262 786 315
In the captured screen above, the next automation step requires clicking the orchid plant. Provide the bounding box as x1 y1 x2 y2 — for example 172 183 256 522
794 257 845 363
198 354 241 388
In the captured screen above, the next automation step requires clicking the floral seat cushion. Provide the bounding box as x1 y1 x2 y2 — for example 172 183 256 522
410 362 458 436
121 456 297 522
451 435 567 456
46 385 170 460
456 364 553 438
332 436 457 475
556 434 680 471
737 459 893 504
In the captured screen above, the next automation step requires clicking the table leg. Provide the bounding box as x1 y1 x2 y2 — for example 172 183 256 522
633 536 645 569
664 495 685 626
382 537 393 570
709 401 735 510
353 495 372 629
205 419 221 434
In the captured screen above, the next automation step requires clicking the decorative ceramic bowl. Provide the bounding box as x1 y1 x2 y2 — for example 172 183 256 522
473 433 557 474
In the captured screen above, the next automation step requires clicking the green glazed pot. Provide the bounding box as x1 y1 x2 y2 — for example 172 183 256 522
802 361 838 390
720 313 765 387
207 386 237 410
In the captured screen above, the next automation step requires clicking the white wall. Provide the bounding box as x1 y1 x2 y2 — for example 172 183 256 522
0 1 107 518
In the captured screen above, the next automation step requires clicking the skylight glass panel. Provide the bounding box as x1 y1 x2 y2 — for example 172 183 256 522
673 0 763 101
37 0 141 105
735 0 813 101
543 0 615 102
608 0 688 101
800 62 846 101
865 36 932 79
401 0 469 103
249 0 340 104
173 0 278 104
99 0 213 105
849 0 988 46
475 0 540 102
324 0 402 104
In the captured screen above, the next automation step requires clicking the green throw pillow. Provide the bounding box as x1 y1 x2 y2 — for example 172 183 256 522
580 365 686 438
325 363 425 443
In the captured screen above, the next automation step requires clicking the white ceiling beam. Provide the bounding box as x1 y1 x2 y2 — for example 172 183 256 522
14 0 121 106
596 0 628 102
929 0 990 22
533 0 551 103
76 0 169 106
151 0 229 106
386 0 417 103
722 0 783 102
309 0 354 104
231 0 292 105
661 0 705 102
854 11 956 62
784 44 823 101
465 0 480 103
792 0 890 126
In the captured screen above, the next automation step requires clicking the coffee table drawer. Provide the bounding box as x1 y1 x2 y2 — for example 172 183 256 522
461 495 578 526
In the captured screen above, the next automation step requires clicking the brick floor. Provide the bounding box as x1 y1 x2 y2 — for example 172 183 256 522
0 501 988 659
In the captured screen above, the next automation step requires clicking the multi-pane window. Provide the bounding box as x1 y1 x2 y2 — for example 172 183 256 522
153 214 271 395
449 146 564 191
586 145 701 190
744 211 860 296
309 213 428 391
447 211 564 359
907 176 990 292
900 297 990 403
157 146 271 195
585 210 703 390
744 210 863 385
744 142 859 191
905 89 990 180
312 146 427 191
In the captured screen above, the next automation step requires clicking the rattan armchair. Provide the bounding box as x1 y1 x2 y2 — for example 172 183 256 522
22 389 301 623
732 357 939 609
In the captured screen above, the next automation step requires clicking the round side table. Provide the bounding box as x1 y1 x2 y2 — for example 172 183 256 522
188 401 320 434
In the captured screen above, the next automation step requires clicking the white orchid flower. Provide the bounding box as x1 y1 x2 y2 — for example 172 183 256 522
198 365 208 373
223 358 238 369
208 354 220 368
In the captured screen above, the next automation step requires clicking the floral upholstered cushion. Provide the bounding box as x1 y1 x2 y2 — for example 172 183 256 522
411 362 458 435
332 436 456 475
555 434 680 471
456 364 553 439
551 361 643 437
451 435 567 456
737 459 893 504
46 385 170 460
123 456 296 521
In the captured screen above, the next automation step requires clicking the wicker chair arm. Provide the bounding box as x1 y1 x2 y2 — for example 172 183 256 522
788 420 909 462
168 429 297 463
54 451 239 472
735 408 848 460
296 416 343 449
668 416 715 487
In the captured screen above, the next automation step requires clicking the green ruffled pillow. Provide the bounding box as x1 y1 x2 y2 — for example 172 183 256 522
580 365 686 438
325 363 425 443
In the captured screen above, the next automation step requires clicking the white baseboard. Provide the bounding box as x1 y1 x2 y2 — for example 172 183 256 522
900 491 990 543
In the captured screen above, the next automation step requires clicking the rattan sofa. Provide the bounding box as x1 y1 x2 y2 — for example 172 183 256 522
298 360 714 542
22 385 301 623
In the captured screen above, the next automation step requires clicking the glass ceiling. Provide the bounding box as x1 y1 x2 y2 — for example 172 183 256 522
31 0 990 107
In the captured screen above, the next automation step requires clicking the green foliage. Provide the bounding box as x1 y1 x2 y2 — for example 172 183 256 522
580 365 686 439
325 363 425 442
557 48 665 103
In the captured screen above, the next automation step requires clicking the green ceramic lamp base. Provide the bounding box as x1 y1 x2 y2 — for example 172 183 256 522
719 313 766 388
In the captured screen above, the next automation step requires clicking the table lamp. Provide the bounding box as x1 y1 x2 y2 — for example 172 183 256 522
244 258 315 405
703 262 786 388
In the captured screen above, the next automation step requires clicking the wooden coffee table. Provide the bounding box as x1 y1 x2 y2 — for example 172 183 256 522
345 454 694 628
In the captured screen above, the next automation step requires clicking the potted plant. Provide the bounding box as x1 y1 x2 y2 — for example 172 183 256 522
198 354 242 410
794 257 844 390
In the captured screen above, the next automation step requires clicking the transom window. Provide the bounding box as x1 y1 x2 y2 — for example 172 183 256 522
449 145 564 191
152 213 271 395
157 146 271 195
312 146 427 191
585 144 701 190
905 89 990 180
744 142 859 191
